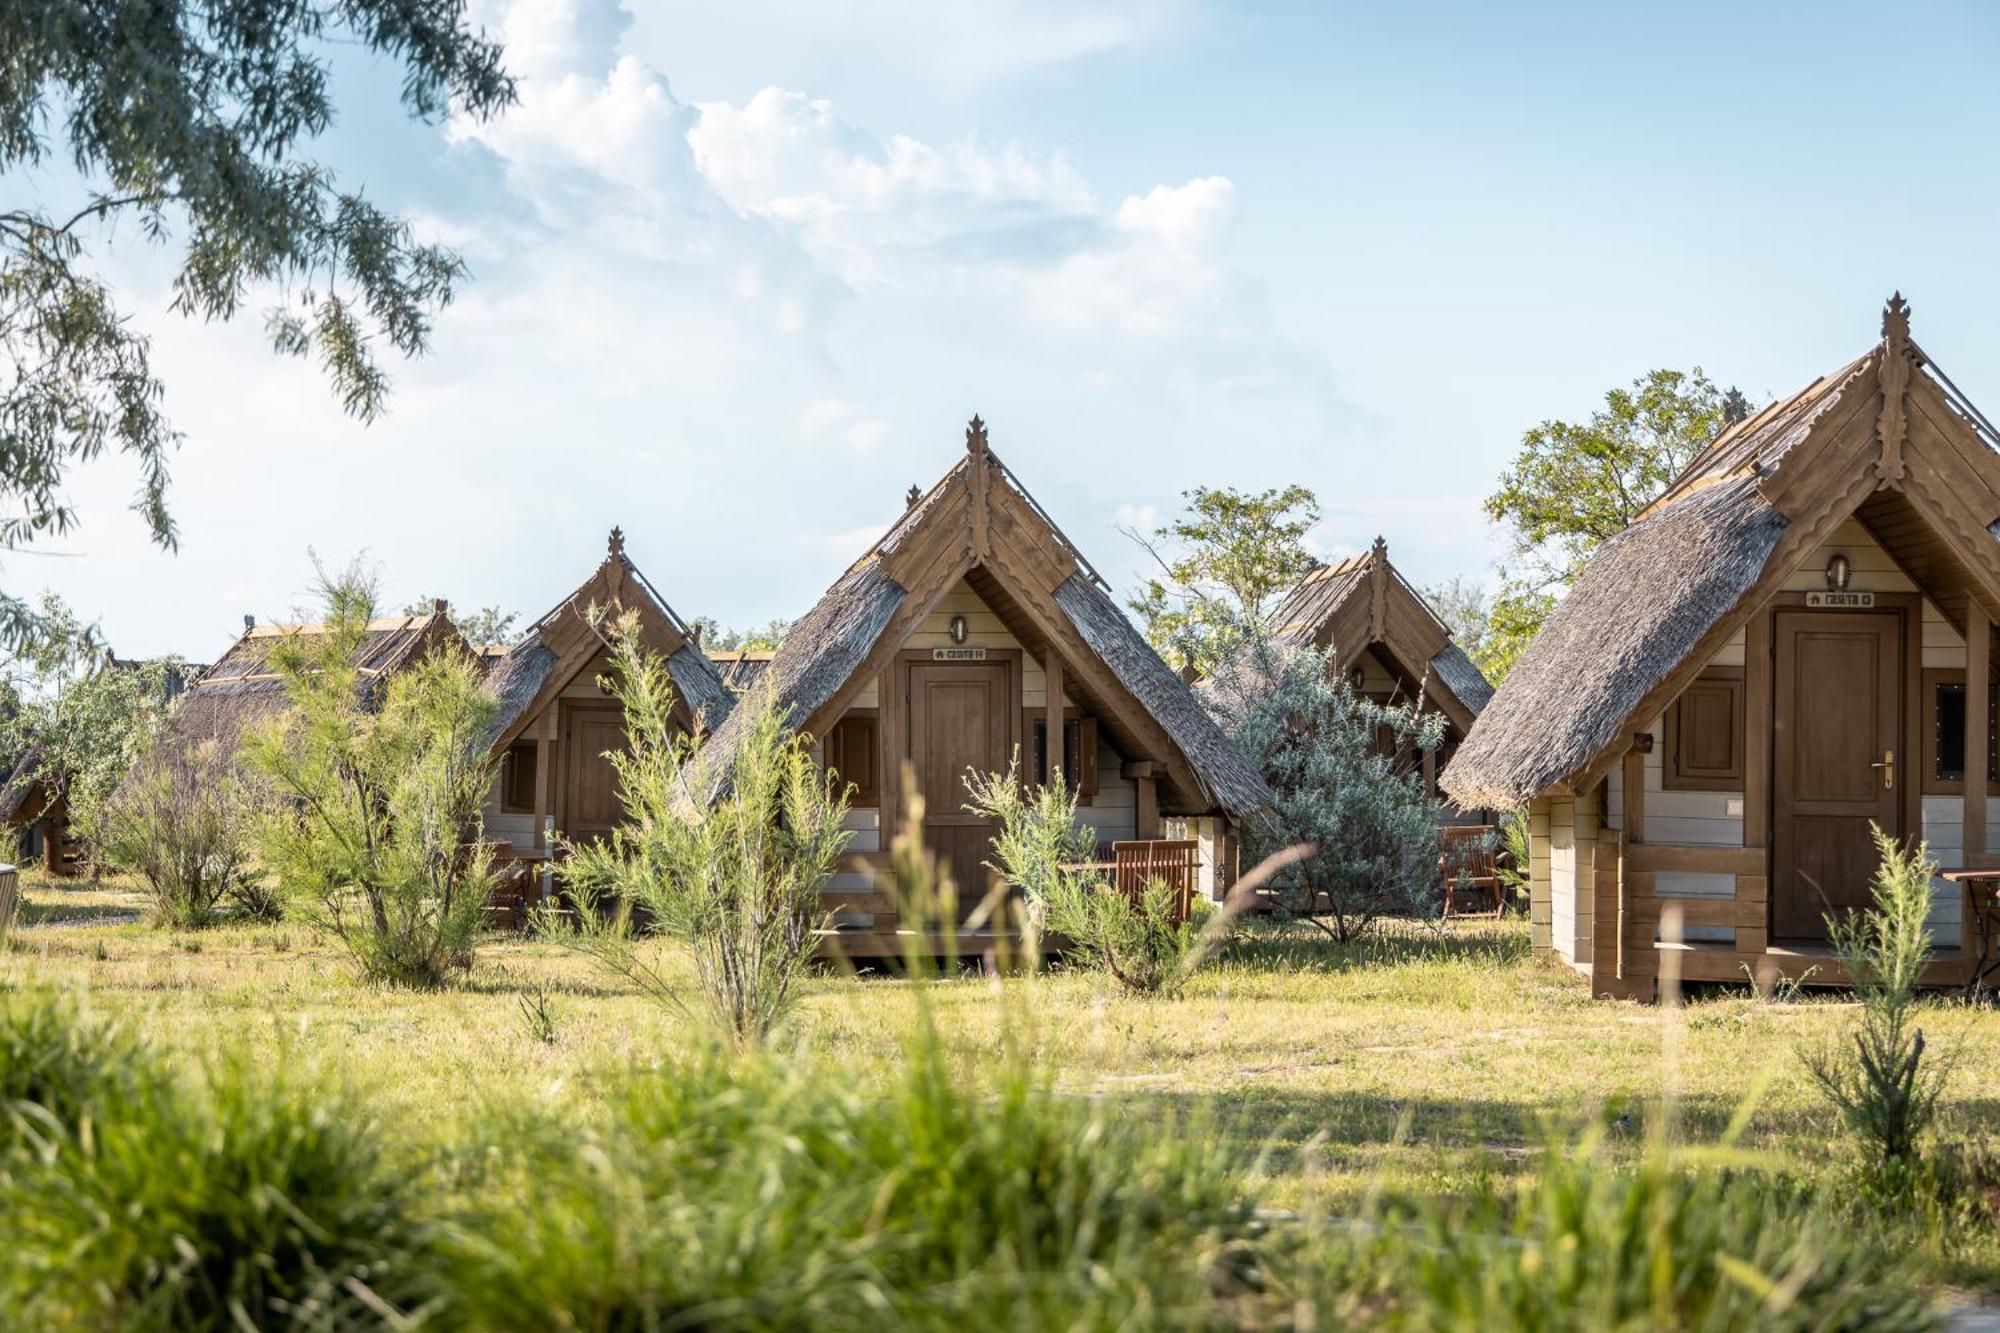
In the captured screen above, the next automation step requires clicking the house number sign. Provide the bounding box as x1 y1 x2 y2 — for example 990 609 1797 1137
1806 591 1874 608
932 647 988 661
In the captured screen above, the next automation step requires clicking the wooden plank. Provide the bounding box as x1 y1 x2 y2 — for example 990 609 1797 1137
1743 608 1771 848
533 709 555 850
1966 601 1989 878
1624 843 1767 875
1621 746 1646 844
1629 895 1765 929
1044 648 1065 786
1135 775 1160 840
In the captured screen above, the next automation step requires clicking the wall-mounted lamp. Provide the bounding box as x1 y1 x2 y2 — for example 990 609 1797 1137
1348 664 1366 691
948 613 969 645
1825 552 1852 592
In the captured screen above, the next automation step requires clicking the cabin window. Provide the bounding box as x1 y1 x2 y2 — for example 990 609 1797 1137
1921 669 1998 792
1663 667 1744 791
1027 713 1099 804
824 712 880 806
501 741 538 813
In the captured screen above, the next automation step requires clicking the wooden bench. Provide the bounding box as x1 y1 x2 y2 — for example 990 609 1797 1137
1439 825 1504 919
1111 838 1202 927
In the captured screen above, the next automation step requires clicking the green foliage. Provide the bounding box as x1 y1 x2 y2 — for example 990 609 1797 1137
1423 575 1494 677
242 565 497 988
1482 368 1737 678
0 604 187 863
443 1001 1252 1327
557 619 850 1044
405 596 519 649
1204 628 1445 941
1496 808 1532 905
689 615 793 651
1321 1124 1936 1331
1803 827 1951 1181
0 994 433 1329
0 2 515 655
1126 483 1322 674
965 763 1213 995
93 738 262 929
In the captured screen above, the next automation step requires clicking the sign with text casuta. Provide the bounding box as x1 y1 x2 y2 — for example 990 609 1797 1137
1806 591 1875 608
931 647 988 661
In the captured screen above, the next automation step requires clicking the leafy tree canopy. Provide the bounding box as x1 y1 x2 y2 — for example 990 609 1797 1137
0 1 515 654
1481 368 1743 679
405 597 518 650
691 617 792 652
1126 484 1321 675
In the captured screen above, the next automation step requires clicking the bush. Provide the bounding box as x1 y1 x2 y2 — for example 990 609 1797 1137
1203 628 1445 941
966 763 1211 995
1312 1125 1937 1331
243 565 497 988
94 738 262 929
1803 826 1951 1188
0 994 433 1329
558 619 850 1043
440 1008 1253 1328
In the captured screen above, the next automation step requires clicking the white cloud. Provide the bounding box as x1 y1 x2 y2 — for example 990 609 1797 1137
802 398 893 454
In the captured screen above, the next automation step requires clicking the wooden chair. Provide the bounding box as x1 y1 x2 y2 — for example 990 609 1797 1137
1111 839 1201 927
0 864 19 941
1439 825 1504 920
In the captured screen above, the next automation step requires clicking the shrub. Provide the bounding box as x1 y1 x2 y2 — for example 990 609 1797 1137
243 565 497 988
557 620 850 1044
441 1004 1253 1328
1313 1126 1937 1331
1203 627 1445 941
0 993 433 1329
94 738 261 929
1803 826 1951 1186
966 763 1211 995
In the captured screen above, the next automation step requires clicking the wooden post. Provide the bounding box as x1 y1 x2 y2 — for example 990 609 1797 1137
1621 745 1646 845
1044 649 1064 785
1967 602 1989 869
877 665 901 841
533 709 554 851
1127 760 1161 839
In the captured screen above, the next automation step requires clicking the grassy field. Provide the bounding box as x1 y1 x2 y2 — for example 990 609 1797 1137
7 867 2000 1314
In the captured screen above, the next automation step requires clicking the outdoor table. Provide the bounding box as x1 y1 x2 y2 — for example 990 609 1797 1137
1937 868 2000 994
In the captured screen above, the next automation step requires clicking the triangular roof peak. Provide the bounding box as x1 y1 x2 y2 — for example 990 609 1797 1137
704 416 1270 819
485 528 728 749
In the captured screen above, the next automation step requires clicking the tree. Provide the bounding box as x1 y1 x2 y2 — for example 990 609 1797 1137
1483 368 1739 679
0 597 188 867
1125 485 1321 675
242 567 497 987
690 616 792 652
1203 627 1445 942
0 3 514 655
557 620 850 1044
405 597 518 649
1422 576 1494 678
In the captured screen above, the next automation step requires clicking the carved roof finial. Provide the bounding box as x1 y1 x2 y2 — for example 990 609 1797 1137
1371 535 1388 561
965 414 988 458
906 483 922 509
1883 291 1911 348
608 525 625 558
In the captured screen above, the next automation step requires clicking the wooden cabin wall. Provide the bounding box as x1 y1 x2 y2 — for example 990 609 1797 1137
1598 519 1967 949
479 649 622 850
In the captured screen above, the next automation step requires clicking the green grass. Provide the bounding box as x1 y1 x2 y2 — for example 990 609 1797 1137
6 872 2000 1321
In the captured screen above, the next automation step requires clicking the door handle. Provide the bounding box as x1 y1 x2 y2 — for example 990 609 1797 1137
1869 749 1895 790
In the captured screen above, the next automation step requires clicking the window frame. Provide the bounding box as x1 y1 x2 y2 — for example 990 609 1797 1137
1662 666 1746 792
1920 667 1998 794
501 740 539 814
1023 708 1099 805
823 709 881 807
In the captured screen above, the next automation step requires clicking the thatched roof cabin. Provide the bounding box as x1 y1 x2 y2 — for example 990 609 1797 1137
1443 297 2000 998
478 529 727 850
699 417 1271 954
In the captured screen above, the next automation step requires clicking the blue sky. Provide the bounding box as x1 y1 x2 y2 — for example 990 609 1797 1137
26 0 2000 657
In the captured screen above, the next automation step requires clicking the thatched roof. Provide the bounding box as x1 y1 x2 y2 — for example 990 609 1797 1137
172 614 458 752
700 419 1272 820
0 746 46 822
707 650 775 694
1052 574 1272 818
1442 476 1784 809
1444 297 2000 810
481 531 730 749
1260 538 1494 727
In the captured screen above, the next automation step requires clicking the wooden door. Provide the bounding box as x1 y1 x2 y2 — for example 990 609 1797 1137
906 659 1015 911
1772 610 1903 940
560 701 629 844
